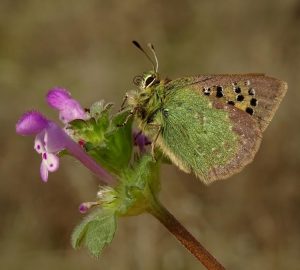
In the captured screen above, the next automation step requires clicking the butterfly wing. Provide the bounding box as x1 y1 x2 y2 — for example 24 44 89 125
166 74 287 132
155 74 287 184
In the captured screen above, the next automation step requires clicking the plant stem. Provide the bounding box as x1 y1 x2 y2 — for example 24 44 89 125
148 199 225 270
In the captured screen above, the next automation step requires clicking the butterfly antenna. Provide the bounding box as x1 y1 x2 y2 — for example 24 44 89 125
132 40 156 71
147 43 158 72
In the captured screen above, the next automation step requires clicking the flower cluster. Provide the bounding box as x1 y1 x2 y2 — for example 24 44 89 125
16 86 153 222
16 88 113 184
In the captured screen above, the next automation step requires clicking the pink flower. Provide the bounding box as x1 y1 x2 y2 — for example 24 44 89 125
16 111 114 184
46 87 87 124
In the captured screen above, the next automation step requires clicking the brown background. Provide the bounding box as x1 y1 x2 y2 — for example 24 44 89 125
1 1 299 269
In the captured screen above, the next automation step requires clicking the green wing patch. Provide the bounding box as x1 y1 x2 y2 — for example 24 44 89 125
155 87 261 184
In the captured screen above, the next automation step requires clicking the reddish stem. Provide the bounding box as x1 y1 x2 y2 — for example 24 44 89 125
148 200 225 270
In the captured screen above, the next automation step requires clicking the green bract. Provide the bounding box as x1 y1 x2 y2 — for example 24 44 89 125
70 101 161 257
107 154 160 216
69 101 133 176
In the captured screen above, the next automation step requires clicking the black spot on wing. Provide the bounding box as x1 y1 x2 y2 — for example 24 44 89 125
216 86 224 97
246 107 254 115
236 94 244 101
248 88 255 96
234 87 242 94
250 98 257 106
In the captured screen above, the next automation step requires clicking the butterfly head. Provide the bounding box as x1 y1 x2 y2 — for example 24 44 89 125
132 41 160 90
133 70 160 90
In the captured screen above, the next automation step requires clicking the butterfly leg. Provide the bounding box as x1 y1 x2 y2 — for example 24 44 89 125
117 108 136 127
118 93 129 112
147 124 162 160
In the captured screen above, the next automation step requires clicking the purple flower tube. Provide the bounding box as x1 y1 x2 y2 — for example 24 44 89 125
16 111 114 184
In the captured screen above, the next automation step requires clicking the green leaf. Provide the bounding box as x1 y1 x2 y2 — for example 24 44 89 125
72 209 117 257
71 210 97 249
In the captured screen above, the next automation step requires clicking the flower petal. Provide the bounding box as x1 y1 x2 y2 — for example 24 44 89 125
16 111 49 136
34 131 46 154
42 152 59 172
133 131 151 152
40 161 49 182
46 88 86 123
59 99 86 123
78 202 99 214
46 87 71 110
44 122 68 152
79 203 89 214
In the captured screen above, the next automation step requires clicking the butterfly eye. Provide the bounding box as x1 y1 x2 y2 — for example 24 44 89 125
144 75 155 88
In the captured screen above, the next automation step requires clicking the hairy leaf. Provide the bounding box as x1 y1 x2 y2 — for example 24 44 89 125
72 209 117 257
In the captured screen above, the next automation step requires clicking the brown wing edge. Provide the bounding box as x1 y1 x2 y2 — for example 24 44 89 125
203 103 262 184
202 76 287 184
254 76 288 132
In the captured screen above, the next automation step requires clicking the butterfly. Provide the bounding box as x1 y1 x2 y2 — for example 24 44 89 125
121 41 287 184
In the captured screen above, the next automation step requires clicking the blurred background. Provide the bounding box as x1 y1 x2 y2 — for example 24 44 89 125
1 0 299 269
